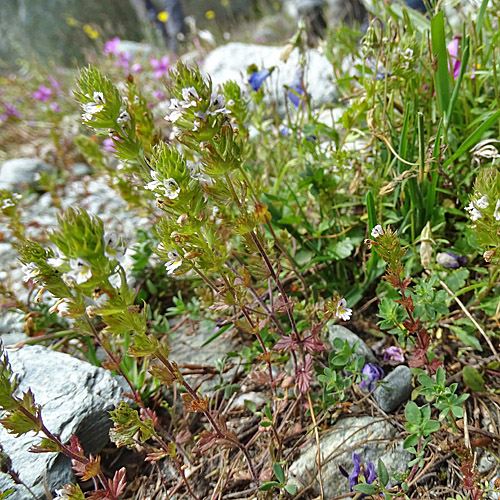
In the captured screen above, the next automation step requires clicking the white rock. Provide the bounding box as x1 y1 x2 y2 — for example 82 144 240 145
0 158 52 191
200 42 338 111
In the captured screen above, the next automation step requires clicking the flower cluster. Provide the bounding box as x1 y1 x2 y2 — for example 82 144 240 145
465 192 500 222
165 86 231 137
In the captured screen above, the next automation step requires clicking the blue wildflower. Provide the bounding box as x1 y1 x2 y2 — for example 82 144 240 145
340 452 377 492
279 125 290 137
287 68 305 108
359 363 383 392
248 68 271 91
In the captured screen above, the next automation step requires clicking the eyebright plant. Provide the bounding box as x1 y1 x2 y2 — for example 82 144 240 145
367 225 443 372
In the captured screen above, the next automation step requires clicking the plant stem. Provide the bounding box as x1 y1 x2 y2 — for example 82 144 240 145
154 351 258 482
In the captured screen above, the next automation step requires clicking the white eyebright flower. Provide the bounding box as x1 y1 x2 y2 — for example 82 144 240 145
165 250 182 274
494 199 500 221
476 195 489 209
22 262 40 282
1 199 14 210
68 258 92 284
469 208 483 221
104 232 125 260
335 298 352 321
82 91 106 115
371 225 384 238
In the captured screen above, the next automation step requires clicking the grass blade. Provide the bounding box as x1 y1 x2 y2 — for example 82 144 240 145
431 11 451 116
476 0 489 34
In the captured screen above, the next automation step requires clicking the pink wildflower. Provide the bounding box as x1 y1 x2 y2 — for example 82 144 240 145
32 84 53 102
49 102 61 113
150 56 170 79
447 37 475 80
115 52 131 69
131 63 143 74
153 90 165 100
104 36 121 56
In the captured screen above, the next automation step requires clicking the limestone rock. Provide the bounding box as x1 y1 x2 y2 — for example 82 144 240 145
0 158 52 191
200 42 337 112
169 321 241 393
289 415 410 497
0 345 127 499
374 365 413 413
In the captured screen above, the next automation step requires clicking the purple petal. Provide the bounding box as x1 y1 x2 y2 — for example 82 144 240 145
365 461 377 484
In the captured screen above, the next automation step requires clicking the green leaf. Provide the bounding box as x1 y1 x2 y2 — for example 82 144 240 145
404 434 419 450
405 401 421 425
273 463 285 484
430 11 450 116
259 481 280 491
285 483 298 495
354 483 378 495
366 191 377 229
422 420 440 435
418 374 434 388
201 323 232 347
244 400 257 413
378 458 389 487
450 326 483 352
476 0 490 33
436 366 446 386
462 365 485 392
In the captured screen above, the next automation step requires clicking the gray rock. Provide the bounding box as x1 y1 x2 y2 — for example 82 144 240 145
289 416 410 497
374 365 413 413
200 42 337 112
169 321 240 394
70 163 93 177
0 1 142 66
327 324 376 363
0 345 127 499
0 158 52 191
229 391 268 411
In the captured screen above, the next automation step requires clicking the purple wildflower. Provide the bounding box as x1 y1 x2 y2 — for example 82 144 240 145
447 38 461 79
0 103 23 121
49 102 61 113
103 137 118 153
150 56 170 79
131 63 143 74
47 75 62 91
287 68 305 108
32 84 52 102
115 52 131 69
248 68 271 91
436 251 467 269
447 37 476 80
340 453 377 491
153 90 166 100
104 36 121 56
359 363 383 392
383 346 404 363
